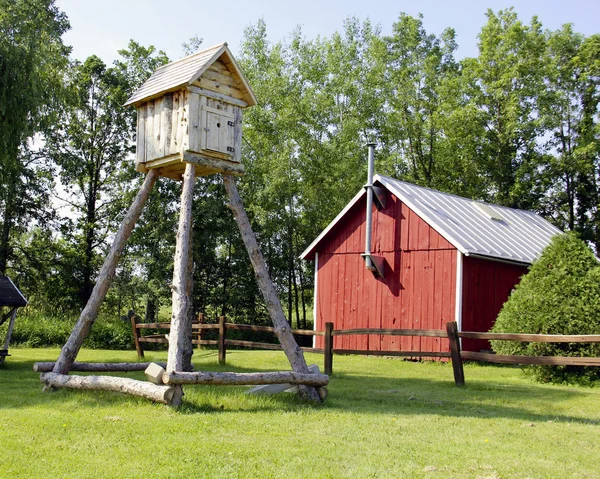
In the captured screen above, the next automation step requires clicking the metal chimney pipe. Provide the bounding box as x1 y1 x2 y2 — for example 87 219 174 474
364 143 376 271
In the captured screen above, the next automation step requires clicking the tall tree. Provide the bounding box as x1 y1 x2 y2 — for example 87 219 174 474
378 14 460 191
46 56 132 306
571 35 600 250
0 0 70 273
238 19 380 326
458 9 547 208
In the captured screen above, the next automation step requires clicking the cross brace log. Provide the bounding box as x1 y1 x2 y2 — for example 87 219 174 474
40 372 176 404
163 370 329 386
33 362 167 373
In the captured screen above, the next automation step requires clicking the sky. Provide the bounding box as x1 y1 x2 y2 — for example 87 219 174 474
55 0 600 64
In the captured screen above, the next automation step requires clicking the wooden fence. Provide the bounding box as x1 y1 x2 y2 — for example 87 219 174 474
132 315 324 364
131 317 600 386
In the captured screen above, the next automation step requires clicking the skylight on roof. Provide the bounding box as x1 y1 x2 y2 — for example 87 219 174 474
473 201 503 221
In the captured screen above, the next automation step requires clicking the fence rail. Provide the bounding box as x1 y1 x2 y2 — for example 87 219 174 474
457 331 600 343
131 317 600 386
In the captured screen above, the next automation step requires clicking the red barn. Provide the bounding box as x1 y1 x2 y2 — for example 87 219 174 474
301 175 562 354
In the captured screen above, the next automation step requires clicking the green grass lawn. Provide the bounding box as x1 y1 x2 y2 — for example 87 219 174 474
1 349 599 479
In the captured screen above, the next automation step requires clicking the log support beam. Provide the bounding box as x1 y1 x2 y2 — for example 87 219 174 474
163 370 329 387
34 362 167 373
40 372 175 404
52 170 159 375
167 162 196 406
222 174 321 402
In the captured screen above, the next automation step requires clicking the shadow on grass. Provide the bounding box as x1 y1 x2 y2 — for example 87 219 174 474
2 355 598 425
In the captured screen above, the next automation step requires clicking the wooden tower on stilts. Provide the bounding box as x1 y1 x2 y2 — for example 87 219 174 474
42 43 326 406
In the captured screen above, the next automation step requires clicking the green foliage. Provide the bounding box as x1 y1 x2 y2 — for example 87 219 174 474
455 9 548 209
0 0 70 273
5 309 133 349
2 8 600 353
491 233 600 384
377 14 463 191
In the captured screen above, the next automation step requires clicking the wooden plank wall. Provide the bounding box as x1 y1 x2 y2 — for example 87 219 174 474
315 191 456 355
461 256 528 352
136 90 189 165
136 90 241 165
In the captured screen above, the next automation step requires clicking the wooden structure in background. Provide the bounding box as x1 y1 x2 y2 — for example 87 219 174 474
0 275 28 364
45 43 325 406
302 174 562 355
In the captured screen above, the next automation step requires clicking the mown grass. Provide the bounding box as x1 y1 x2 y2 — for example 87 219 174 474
1 349 599 478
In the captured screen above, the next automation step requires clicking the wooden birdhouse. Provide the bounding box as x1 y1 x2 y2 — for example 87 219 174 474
124 43 257 180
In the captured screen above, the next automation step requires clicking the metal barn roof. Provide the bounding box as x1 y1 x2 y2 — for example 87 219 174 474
124 43 257 107
301 174 563 265
0 275 28 307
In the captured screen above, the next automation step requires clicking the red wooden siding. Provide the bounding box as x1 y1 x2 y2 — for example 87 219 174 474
315 191 456 353
461 256 528 351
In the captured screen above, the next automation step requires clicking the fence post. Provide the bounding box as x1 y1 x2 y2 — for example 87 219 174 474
446 321 465 386
324 322 334 376
197 313 204 349
130 315 144 359
218 316 227 365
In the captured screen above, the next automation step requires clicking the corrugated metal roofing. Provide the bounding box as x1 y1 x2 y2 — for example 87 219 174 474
0 275 28 307
301 174 562 265
124 43 257 107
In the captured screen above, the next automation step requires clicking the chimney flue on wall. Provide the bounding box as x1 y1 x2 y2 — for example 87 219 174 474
364 143 377 272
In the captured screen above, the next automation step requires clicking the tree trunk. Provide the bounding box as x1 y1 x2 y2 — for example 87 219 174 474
222 174 322 402
292 258 301 329
40 372 175 404
52 170 158 375
297 257 308 330
167 163 196 406
145 297 156 323
0 182 16 274
220 235 232 317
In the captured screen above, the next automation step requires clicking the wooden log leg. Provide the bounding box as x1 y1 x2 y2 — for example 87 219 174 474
52 170 159 376
167 163 196 406
222 174 322 402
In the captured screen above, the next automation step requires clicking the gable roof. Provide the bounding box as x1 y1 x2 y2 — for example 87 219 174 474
300 174 562 265
124 42 257 107
0 275 28 307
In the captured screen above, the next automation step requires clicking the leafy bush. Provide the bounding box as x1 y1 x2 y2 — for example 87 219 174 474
491 233 600 385
6 310 134 350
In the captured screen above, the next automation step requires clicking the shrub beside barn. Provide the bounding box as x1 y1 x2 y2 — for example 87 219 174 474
301 175 562 354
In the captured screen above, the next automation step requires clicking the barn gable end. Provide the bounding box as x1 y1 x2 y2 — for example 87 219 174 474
315 190 456 354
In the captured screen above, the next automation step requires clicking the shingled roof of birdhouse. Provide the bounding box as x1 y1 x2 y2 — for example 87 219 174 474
124 42 257 107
